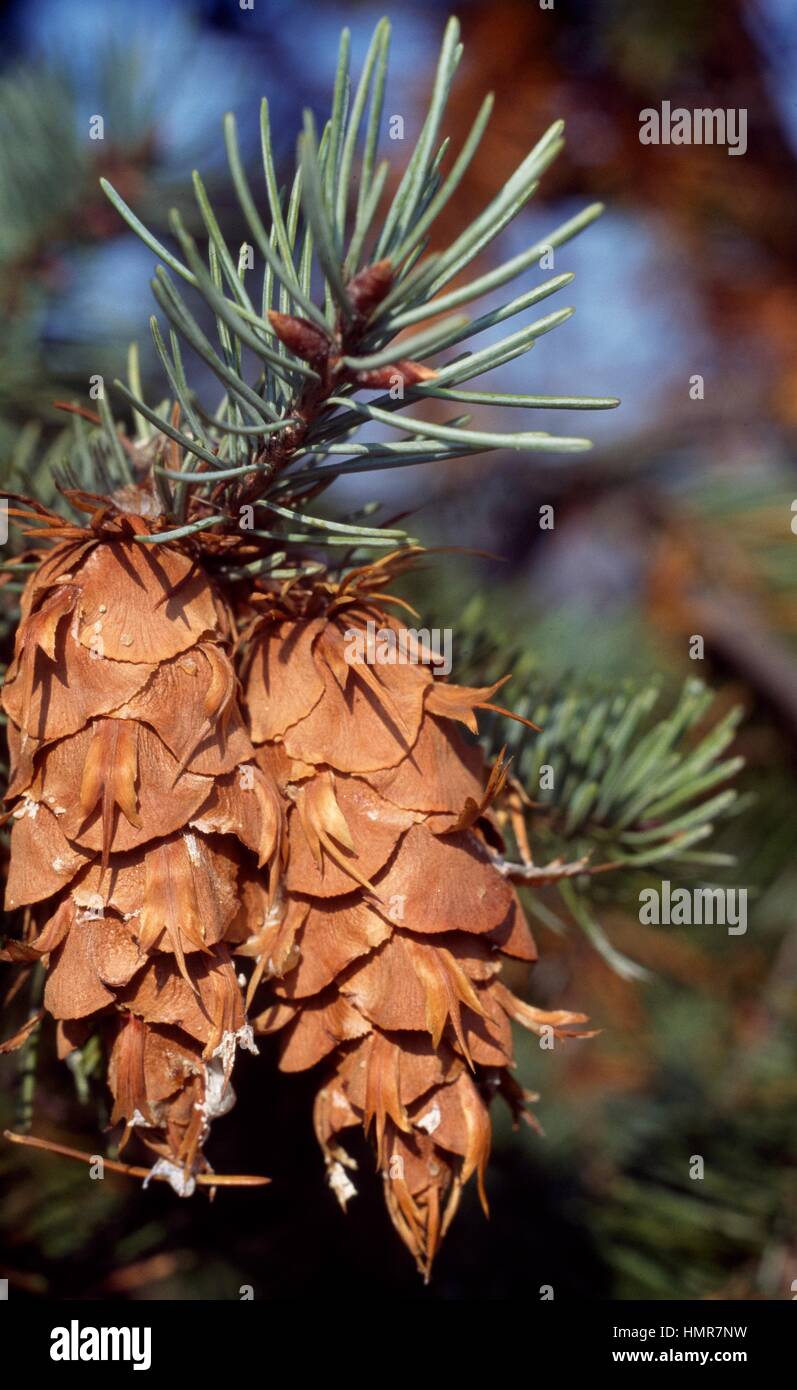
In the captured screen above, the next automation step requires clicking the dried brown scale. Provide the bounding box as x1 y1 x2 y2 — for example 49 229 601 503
240 559 592 1276
1 493 283 1187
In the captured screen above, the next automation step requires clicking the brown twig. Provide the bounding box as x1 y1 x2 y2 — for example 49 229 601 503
3 1129 270 1186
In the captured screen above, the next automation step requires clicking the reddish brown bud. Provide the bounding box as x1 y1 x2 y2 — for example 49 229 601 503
355 359 437 390
346 258 394 316
267 311 331 364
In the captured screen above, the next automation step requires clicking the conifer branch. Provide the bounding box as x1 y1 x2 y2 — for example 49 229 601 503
97 15 617 568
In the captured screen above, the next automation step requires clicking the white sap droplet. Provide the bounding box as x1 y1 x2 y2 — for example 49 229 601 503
143 1158 196 1197
416 1103 441 1135
327 1161 357 1209
183 831 201 865
199 1056 237 1122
